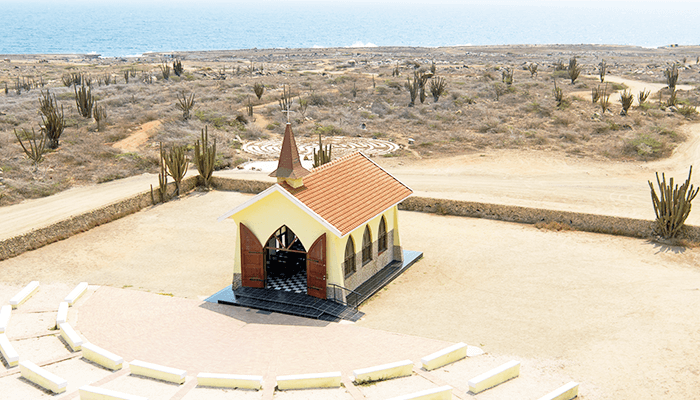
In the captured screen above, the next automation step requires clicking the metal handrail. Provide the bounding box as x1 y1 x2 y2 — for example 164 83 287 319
327 283 361 311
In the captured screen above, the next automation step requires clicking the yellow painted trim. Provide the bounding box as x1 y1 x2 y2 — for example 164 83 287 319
468 360 520 394
59 322 83 351
10 281 39 309
537 381 579 400
64 282 88 306
421 343 467 371
129 360 186 384
0 333 19 367
79 385 148 400
82 342 123 371
276 371 341 390
353 359 413 384
386 385 453 400
20 360 67 394
196 372 263 389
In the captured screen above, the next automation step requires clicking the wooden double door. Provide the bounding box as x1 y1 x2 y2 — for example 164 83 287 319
239 223 327 299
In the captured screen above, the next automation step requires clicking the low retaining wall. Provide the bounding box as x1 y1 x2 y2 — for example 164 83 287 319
399 196 700 241
1 175 697 262
0 176 198 261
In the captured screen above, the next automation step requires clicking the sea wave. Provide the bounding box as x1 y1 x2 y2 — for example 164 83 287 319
348 42 378 48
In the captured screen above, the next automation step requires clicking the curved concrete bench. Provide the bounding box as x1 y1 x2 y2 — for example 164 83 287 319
20 360 67 394
0 333 19 367
196 372 263 389
0 304 11 333
10 281 39 309
56 301 69 326
65 282 88 306
537 381 579 400
79 385 147 400
129 360 186 384
420 342 467 371
386 385 453 400
82 342 124 371
59 322 84 351
353 359 413 384
468 360 520 394
276 371 341 390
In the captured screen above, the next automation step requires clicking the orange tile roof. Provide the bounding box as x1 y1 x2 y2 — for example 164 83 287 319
281 152 413 236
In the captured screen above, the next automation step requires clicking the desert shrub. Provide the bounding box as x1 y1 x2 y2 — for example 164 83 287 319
308 93 328 106
568 57 581 84
623 133 668 159
620 90 634 115
313 123 343 136
677 105 698 118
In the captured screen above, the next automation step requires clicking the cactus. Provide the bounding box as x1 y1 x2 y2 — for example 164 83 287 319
94 103 107 131
665 64 679 92
598 60 607 82
553 79 563 106
638 89 651 106
38 90 65 149
160 62 170 80
14 128 46 170
429 77 446 102
527 63 538 78
620 89 634 115
501 67 513 85
152 143 169 203
246 96 254 117
177 92 195 120
297 96 308 119
123 70 130 84
649 166 699 239
313 133 332 168
278 84 292 112
591 85 601 104
194 126 216 188
568 57 581 84
161 142 188 196
74 84 94 118
173 59 183 76
405 74 419 107
351 82 357 98
598 83 610 114
667 89 677 107
253 82 265 100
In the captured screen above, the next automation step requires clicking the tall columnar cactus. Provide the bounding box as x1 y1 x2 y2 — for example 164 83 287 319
313 133 332 168
74 84 94 118
151 144 169 204
649 166 700 239
194 126 216 188
161 142 189 196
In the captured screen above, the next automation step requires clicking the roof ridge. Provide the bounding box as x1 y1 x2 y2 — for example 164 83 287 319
309 151 361 173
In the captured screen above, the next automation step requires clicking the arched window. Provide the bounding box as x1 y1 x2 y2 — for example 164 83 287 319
344 237 356 277
362 225 372 264
378 217 387 253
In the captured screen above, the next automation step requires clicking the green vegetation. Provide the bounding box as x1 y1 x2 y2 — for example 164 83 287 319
161 142 189 196
193 126 216 188
253 82 265 100
313 134 332 167
649 167 699 239
14 128 46 170
177 92 195 120
74 84 94 118
568 57 581 84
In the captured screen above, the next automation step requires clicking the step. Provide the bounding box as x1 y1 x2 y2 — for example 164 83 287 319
20 360 67 394
196 372 263 389
234 287 361 320
219 298 324 319
129 359 186 384
468 360 520 394
10 281 39 309
276 371 341 390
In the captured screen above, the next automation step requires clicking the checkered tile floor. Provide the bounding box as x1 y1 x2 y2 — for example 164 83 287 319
267 271 307 294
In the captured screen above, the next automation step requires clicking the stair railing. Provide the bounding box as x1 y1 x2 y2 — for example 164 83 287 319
327 283 361 311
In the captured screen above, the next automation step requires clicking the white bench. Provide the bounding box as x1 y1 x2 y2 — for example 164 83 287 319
0 304 11 333
468 360 520 394
82 342 124 371
20 360 68 394
276 371 341 390
420 342 467 371
59 322 83 351
65 282 89 306
56 301 69 325
129 360 186 384
196 372 263 389
353 359 413 384
386 385 453 400
79 385 147 400
537 381 579 400
0 333 19 367
10 281 39 309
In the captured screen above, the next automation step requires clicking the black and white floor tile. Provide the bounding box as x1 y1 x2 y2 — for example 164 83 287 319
267 271 307 294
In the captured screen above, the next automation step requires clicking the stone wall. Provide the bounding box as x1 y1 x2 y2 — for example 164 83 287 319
344 230 396 291
398 196 700 242
0 176 198 261
3 174 699 262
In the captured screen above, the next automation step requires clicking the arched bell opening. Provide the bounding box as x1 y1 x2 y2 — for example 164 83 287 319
264 225 307 294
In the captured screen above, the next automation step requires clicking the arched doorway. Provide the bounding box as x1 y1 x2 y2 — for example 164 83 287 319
264 226 307 294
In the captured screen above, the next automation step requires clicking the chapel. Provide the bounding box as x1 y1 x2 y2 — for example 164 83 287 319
219 123 413 301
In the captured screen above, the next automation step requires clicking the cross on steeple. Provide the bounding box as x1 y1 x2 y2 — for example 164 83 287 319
281 106 294 124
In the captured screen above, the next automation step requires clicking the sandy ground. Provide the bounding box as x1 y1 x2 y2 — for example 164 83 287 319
1 191 700 399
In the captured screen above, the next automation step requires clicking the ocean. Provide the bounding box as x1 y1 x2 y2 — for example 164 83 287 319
1 0 698 57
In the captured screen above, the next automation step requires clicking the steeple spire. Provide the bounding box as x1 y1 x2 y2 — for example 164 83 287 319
270 123 310 188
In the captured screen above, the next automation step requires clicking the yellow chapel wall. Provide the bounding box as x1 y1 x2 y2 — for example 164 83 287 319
230 190 345 288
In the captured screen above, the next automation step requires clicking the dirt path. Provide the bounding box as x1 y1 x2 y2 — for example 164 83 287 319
112 120 162 152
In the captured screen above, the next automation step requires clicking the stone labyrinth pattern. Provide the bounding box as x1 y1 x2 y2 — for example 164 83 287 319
242 136 400 159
